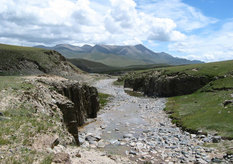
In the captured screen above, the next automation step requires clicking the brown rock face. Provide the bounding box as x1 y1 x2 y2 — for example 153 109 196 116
55 83 99 145
124 73 212 97
29 76 99 146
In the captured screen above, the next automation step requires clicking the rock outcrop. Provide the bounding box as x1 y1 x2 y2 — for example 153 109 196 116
124 72 212 97
33 76 99 145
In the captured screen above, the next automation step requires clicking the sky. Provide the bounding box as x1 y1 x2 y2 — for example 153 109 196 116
0 0 233 62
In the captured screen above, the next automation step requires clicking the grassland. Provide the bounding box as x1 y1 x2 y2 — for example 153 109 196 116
121 60 233 139
0 76 62 163
98 93 112 109
162 61 233 139
0 44 81 76
136 60 233 77
68 58 168 74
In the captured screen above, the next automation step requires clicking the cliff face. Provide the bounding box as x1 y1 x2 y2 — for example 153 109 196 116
124 72 212 97
34 76 99 145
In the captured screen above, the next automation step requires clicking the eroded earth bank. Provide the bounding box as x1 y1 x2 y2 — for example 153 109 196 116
78 79 229 164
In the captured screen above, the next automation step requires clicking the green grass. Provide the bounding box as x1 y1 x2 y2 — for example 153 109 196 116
165 77 233 138
0 102 59 163
68 58 168 74
0 76 22 91
136 60 233 77
0 76 35 95
113 80 124 86
123 60 233 141
40 155 54 164
124 90 144 97
0 103 56 146
0 76 62 163
0 43 80 76
99 93 112 108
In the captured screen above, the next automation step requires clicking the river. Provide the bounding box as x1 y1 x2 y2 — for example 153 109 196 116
78 79 221 163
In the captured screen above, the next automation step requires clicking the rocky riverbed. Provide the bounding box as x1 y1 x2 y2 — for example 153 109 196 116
77 78 233 164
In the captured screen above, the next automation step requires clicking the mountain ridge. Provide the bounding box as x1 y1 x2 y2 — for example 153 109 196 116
35 44 203 67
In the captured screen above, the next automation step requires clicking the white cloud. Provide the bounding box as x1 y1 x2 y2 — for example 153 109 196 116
169 21 233 62
137 0 217 31
0 0 185 46
1 0 232 62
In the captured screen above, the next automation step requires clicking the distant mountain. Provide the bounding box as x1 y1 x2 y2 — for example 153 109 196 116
35 44 203 67
68 58 169 73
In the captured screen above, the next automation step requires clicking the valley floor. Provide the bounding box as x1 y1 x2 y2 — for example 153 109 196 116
77 79 230 163
0 76 232 163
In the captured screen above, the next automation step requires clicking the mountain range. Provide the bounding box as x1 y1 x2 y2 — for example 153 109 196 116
35 44 203 67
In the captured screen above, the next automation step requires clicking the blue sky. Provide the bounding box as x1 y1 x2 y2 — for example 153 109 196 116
185 0 233 19
0 0 232 62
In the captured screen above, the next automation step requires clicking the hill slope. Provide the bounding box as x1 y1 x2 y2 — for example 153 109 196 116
68 58 169 73
67 58 116 73
35 44 203 67
0 44 81 76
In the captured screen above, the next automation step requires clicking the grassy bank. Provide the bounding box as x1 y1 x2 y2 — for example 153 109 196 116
165 87 233 138
98 92 112 109
121 60 233 139
0 76 62 163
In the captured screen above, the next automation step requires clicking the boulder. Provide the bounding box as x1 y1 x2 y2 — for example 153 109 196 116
52 152 71 164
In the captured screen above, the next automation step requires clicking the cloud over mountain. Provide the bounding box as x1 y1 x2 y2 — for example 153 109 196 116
0 0 232 62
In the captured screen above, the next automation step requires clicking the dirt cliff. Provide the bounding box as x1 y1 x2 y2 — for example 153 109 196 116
124 71 213 97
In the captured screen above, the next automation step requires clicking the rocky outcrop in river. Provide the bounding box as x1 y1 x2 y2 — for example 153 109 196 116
124 71 212 97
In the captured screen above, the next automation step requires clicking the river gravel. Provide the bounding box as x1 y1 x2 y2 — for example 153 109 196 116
78 79 231 164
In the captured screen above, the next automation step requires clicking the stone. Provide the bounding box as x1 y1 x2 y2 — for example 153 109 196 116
75 152 81 158
100 125 106 129
81 141 89 148
89 140 97 145
160 123 165 126
123 134 134 138
211 157 223 163
97 141 105 148
190 134 197 139
223 100 233 106
52 152 71 164
85 135 100 142
212 136 221 143
129 150 137 155
51 138 59 149
115 128 119 131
